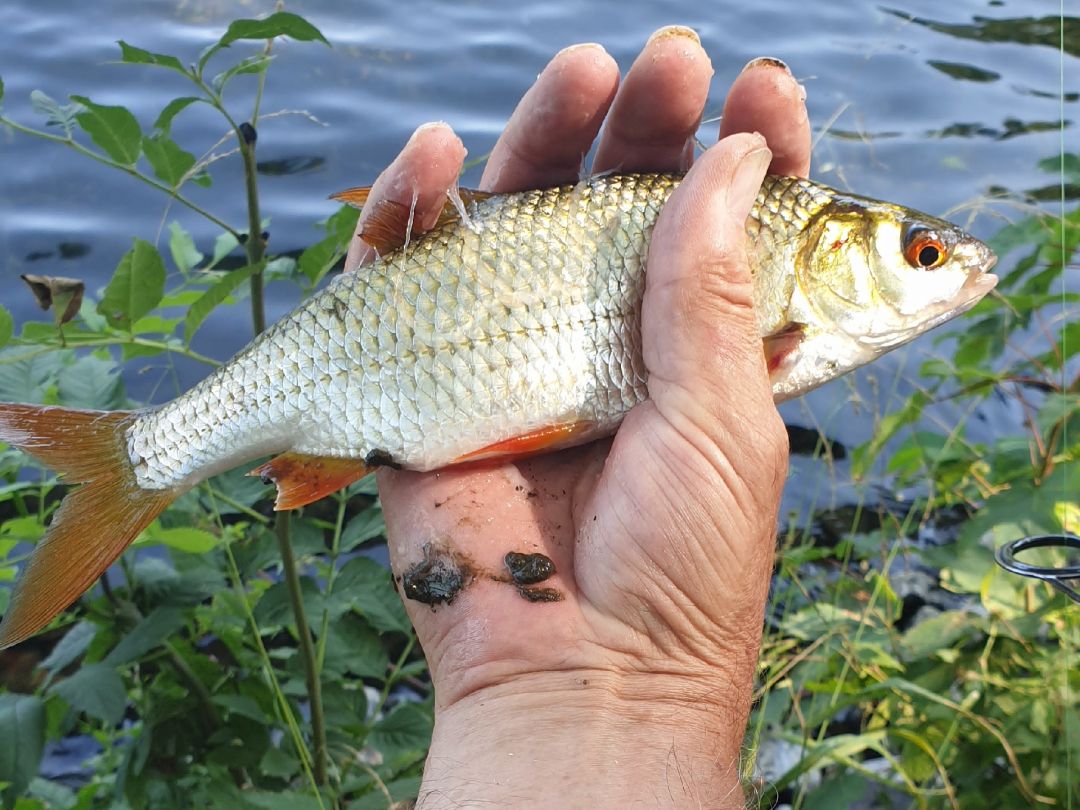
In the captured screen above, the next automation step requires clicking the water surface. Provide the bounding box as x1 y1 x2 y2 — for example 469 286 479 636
0 0 1074 512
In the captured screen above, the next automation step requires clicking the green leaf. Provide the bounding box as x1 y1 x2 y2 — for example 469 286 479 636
210 231 242 268
142 133 196 187
899 610 979 661
0 76 4 105
57 355 124 409
103 607 186 667
117 41 186 74
70 95 142 165
212 54 273 93
218 12 328 49
168 222 203 274
368 703 432 760
0 304 12 349
242 791 324 810
30 90 78 136
49 663 126 726
340 506 386 552
321 615 389 680
1038 392 1080 435
98 238 166 329
183 263 263 343
334 557 411 635
0 694 45 804
153 96 202 134
143 526 220 554
38 622 97 683
211 694 269 723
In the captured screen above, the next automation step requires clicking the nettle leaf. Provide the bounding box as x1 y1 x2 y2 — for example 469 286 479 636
242 791 323 810
184 263 263 344
368 703 433 760
99 238 166 329
334 557 411 635
117 41 186 74
340 506 386 552
0 304 12 348
142 133 196 187
38 622 98 686
70 95 142 165
57 355 124 409
50 663 126 726
0 694 45 803
30 89 79 136
153 96 202 135
321 615 389 680
103 607 186 667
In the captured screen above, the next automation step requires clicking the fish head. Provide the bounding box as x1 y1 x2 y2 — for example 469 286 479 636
797 199 998 351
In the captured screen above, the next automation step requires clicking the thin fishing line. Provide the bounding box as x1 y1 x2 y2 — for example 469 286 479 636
1057 3 1072 809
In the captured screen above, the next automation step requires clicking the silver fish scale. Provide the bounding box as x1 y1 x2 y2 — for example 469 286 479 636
126 173 708 491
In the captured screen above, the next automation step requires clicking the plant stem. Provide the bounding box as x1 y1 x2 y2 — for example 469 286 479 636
274 512 328 785
0 116 242 239
240 136 267 335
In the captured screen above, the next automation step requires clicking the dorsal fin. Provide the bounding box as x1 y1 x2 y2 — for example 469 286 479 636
329 186 494 254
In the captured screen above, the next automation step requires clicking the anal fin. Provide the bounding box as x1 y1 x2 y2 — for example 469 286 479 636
249 453 372 510
449 421 597 466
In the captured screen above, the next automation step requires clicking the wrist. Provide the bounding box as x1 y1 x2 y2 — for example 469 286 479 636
416 669 749 809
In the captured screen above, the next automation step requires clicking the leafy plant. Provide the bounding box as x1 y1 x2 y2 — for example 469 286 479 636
0 13 426 810
749 192 1079 807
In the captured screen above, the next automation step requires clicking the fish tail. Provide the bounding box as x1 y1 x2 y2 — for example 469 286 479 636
0 404 176 649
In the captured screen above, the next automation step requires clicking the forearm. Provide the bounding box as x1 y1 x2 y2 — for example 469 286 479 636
416 670 749 810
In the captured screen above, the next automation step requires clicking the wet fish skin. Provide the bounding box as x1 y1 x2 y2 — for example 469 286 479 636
0 172 997 649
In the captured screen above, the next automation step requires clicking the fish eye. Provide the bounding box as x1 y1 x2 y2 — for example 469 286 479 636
903 229 947 270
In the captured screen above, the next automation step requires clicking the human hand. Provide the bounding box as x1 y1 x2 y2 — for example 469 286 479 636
344 28 810 809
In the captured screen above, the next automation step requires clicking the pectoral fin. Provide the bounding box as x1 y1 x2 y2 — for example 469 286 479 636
249 453 373 510
764 323 806 376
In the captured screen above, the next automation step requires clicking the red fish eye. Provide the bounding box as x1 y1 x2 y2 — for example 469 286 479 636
904 233 947 269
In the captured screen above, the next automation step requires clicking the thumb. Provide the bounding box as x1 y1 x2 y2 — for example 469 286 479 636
641 132 776 436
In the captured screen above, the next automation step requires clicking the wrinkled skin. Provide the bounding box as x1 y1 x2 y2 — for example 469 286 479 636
345 28 810 808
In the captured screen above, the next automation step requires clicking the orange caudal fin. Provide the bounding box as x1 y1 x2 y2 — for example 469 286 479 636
0 404 176 650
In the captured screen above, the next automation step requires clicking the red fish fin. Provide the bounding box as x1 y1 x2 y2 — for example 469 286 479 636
764 323 806 375
329 186 372 208
331 186 493 254
249 452 372 510
0 405 176 650
450 421 597 465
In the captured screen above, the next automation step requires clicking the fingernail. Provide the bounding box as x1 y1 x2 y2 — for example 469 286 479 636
741 56 792 75
647 25 701 45
555 42 607 58
406 121 450 146
729 142 772 211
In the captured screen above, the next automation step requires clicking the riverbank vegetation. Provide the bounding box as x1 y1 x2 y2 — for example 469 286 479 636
0 14 1075 809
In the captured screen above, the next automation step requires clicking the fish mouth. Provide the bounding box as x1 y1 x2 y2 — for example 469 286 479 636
857 253 999 349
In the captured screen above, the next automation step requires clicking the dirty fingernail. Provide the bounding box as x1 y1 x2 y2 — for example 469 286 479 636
555 42 607 58
647 25 701 45
741 56 792 75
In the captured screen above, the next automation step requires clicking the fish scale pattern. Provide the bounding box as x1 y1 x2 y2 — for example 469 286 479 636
126 174 699 491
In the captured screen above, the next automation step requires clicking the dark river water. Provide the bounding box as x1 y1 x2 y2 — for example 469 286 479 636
0 0 1075 515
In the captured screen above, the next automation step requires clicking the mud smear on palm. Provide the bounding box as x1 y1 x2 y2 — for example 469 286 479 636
398 542 563 606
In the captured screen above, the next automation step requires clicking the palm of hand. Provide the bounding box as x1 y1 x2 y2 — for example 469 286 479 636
345 32 810 710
